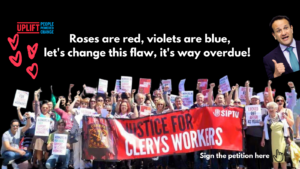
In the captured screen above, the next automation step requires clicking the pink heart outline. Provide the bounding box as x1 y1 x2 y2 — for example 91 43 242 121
27 43 38 60
9 51 22 67
26 63 38 80
8 34 19 51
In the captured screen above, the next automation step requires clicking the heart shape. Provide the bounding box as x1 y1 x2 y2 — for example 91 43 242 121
9 51 22 67
27 43 38 59
8 34 19 51
26 63 38 79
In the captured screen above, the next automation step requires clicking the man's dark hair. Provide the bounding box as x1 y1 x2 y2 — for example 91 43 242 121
43 100 50 104
10 119 19 125
57 119 66 126
269 15 291 33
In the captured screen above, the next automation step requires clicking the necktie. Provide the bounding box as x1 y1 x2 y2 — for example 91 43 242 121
286 47 300 72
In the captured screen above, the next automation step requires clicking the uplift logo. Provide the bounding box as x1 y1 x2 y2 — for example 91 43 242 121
17 22 54 34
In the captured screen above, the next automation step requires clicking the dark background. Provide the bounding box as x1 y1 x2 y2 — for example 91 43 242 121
2 11 299 140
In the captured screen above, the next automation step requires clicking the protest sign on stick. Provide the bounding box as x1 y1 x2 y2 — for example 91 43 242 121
219 76 231 94
245 105 262 126
13 89 29 108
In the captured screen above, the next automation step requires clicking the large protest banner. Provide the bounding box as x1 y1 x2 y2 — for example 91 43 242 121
82 107 243 161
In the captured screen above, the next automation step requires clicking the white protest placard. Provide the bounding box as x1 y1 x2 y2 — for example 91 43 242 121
181 91 194 108
98 79 108 94
257 92 264 102
13 90 29 108
75 114 83 129
52 134 68 155
85 86 97 94
178 79 186 92
219 75 231 94
101 109 109 118
239 87 253 105
245 105 262 126
161 79 172 93
80 108 94 116
285 92 292 105
121 76 132 93
170 94 178 104
114 80 125 93
34 117 50 136
140 105 152 117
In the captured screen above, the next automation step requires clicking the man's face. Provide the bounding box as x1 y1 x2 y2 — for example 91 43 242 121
251 98 260 105
137 94 145 104
11 122 19 132
272 19 293 46
47 102 53 110
175 98 182 107
57 123 65 132
196 95 204 104
154 98 159 104
216 95 224 105
61 98 66 104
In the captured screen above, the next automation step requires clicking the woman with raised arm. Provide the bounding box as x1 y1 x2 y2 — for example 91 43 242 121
54 96 74 131
275 95 294 129
154 87 174 115
30 89 55 169
261 102 290 169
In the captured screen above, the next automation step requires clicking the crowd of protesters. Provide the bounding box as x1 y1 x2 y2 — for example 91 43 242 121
1 79 300 169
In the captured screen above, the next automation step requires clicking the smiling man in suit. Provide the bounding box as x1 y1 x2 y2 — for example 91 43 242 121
263 15 300 79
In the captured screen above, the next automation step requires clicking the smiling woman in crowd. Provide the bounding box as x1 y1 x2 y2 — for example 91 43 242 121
262 102 290 169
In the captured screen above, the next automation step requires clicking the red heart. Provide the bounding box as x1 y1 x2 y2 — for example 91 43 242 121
8 34 19 51
27 43 38 59
9 51 22 67
26 63 38 79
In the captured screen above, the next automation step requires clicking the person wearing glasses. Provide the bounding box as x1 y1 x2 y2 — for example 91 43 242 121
274 96 294 129
89 96 97 109
96 96 104 105
104 105 113 118
261 102 290 169
1 114 32 169
105 97 111 105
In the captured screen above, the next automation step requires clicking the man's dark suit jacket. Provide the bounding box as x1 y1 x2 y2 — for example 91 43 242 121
263 40 300 79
